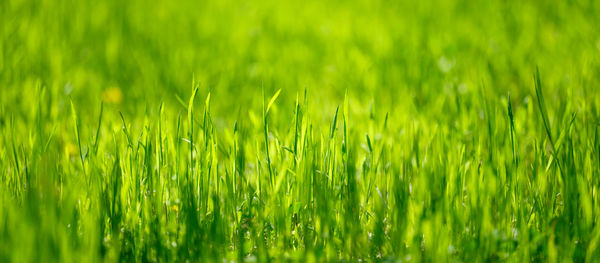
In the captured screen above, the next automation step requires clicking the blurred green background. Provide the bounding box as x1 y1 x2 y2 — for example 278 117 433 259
3 0 599 120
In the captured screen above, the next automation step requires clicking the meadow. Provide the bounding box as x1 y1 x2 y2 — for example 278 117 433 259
1 0 600 261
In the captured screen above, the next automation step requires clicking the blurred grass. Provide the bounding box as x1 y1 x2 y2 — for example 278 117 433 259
1 0 600 261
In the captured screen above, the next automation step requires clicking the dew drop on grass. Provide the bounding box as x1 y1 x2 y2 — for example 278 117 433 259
438 56 456 73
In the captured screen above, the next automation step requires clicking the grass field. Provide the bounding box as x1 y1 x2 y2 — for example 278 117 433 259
2 0 600 261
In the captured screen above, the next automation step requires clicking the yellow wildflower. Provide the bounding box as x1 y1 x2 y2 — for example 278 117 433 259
65 142 78 158
101 87 123 104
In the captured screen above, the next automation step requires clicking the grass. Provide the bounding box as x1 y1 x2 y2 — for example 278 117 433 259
1 0 600 261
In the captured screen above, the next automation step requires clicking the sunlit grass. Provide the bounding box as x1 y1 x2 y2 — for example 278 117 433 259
1 0 600 262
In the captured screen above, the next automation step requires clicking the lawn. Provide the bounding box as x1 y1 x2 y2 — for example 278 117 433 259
1 0 600 261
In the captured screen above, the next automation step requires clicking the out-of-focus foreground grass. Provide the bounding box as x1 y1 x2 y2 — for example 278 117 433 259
1 0 600 261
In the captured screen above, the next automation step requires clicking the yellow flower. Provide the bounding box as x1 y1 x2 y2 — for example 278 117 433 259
172 205 179 213
65 142 78 158
101 87 123 104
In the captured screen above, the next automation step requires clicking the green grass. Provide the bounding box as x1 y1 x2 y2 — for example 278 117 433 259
1 0 600 261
